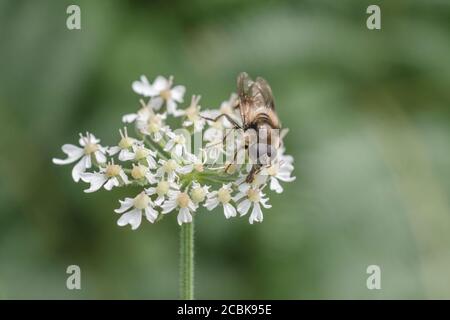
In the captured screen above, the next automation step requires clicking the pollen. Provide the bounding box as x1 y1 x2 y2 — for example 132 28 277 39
191 187 206 203
84 142 98 155
105 164 121 177
176 192 191 208
148 121 160 133
160 89 172 101
247 188 260 202
217 187 231 204
118 136 134 149
131 165 146 180
135 147 150 160
134 192 150 210
156 180 170 196
163 159 178 172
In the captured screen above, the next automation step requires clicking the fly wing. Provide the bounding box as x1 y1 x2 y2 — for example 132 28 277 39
236 72 277 126
253 77 275 110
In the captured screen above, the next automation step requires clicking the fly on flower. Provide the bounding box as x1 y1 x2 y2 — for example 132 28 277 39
53 73 295 228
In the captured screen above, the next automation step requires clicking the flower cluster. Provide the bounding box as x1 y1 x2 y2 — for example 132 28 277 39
53 75 295 229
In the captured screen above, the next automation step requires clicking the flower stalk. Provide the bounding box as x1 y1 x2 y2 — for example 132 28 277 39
180 220 194 300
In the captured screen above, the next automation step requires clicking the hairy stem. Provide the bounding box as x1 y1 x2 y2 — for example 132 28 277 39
179 221 194 300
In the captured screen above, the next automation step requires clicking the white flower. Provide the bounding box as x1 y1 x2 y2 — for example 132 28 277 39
260 158 295 194
115 192 159 230
122 100 152 127
130 163 157 184
148 76 185 115
80 161 129 193
181 95 206 132
190 181 210 205
164 131 188 157
108 127 136 161
132 75 154 97
181 152 207 173
155 158 192 181
234 184 271 224
204 183 237 219
120 143 157 169
53 132 107 182
161 190 196 225
146 179 180 205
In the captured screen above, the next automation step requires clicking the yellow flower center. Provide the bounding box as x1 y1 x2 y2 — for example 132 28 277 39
247 188 260 203
186 106 199 121
118 137 134 149
191 187 206 203
163 159 178 173
135 147 150 160
134 192 150 210
148 121 160 133
160 89 172 101
176 192 191 208
156 180 169 196
84 142 98 155
217 188 231 204
131 165 146 180
105 164 121 177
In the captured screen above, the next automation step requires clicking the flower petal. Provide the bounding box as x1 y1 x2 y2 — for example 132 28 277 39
249 203 263 224
114 198 134 213
117 208 142 230
177 207 192 226
223 203 237 219
237 199 251 216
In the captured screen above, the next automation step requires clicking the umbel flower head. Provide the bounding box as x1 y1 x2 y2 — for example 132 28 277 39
53 73 296 229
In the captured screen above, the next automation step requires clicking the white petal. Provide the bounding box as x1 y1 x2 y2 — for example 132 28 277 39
104 177 119 191
249 203 263 224
154 195 165 206
164 139 175 152
117 208 142 230
270 177 283 194
171 85 185 102
161 200 177 214
150 97 163 110
223 203 237 219
81 173 107 193
166 99 177 114
71 157 87 182
177 164 193 174
119 150 135 161
114 198 134 213
145 206 158 223
52 144 83 165
177 207 192 226
95 151 106 164
204 197 219 211
122 113 138 123
152 76 169 92
108 146 121 156
237 199 251 216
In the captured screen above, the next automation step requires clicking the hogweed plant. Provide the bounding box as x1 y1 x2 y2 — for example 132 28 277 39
53 72 295 299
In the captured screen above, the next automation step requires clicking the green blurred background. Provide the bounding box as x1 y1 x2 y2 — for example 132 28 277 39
0 0 449 299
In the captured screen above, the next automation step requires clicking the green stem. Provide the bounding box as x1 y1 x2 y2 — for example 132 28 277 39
180 221 194 300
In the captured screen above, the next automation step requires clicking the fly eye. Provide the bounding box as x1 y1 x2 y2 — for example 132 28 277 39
248 143 277 165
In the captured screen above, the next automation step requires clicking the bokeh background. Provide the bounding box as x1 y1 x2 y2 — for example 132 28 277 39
0 0 449 299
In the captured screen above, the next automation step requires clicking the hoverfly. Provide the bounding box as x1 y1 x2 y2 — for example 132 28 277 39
203 72 281 183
